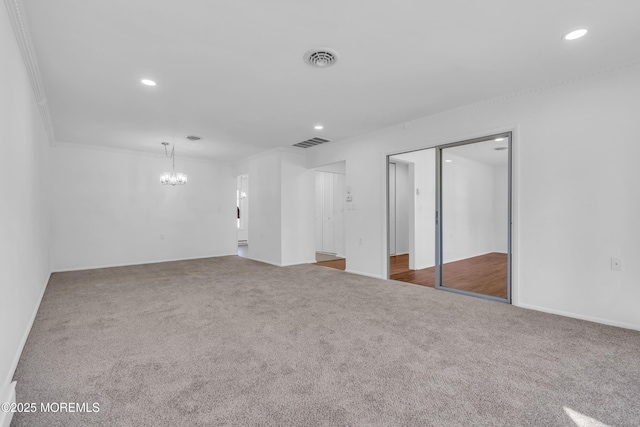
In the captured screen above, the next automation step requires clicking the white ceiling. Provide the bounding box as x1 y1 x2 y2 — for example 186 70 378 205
21 0 640 161
443 138 509 167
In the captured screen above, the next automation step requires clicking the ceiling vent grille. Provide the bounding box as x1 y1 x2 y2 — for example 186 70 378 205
293 137 331 149
304 49 338 67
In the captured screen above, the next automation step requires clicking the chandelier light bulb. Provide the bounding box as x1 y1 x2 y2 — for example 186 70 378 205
159 143 187 186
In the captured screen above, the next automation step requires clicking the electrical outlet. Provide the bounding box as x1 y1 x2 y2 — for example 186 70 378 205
611 258 623 271
359 238 363 246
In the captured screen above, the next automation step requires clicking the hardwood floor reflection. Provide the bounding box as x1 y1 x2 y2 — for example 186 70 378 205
314 258 346 271
390 252 508 299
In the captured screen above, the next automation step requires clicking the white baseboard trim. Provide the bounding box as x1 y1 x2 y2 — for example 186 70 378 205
51 253 239 273
245 256 283 267
283 260 318 267
516 303 640 331
241 257 320 267
4 272 50 386
1 270 50 427
345 269 384 280
0 381 16 427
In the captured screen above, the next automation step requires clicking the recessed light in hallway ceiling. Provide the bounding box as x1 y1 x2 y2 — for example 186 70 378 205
564 29 588 41
141 79 156 86
314 125 324 130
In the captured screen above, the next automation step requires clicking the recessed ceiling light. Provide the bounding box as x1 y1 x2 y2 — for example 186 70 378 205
564 29 588 41
495 137 505 142
445 159 453 163
141 79 156 86
314 125 324 130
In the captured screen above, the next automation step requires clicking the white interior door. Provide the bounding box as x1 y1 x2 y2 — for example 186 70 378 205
315 172 324 252
322 172 335 253
333 173 346 257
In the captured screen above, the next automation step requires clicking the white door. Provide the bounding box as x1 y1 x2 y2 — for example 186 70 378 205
333 173 346 257
315 172 324 252
322 172 335 253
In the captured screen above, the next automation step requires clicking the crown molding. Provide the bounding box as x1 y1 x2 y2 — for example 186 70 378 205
4 0 55 144
52 141 226 165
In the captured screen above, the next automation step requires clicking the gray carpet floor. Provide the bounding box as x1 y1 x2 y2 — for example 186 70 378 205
12 256 640 426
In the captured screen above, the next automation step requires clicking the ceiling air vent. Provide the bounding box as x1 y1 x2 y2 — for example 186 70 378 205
304 49 339 68
293 137 331 149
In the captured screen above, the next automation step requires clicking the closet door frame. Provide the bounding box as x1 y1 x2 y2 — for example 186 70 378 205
435 132 512 303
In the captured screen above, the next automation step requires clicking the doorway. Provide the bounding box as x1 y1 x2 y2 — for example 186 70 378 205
237 174 248 257
314 162 346 270
387 133 512 303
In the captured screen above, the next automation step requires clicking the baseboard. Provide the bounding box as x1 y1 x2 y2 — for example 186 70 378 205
516 303 640 331
1 270 50 426
4 271 50 386
345 269 384 280
245 256 283 267
412 262 435 270
237 256 319 268
51 253 239 273
0 381 16 427
283 260 318 267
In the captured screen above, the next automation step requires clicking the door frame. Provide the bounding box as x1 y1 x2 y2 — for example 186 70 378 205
386 131 513 304
435 132 512 303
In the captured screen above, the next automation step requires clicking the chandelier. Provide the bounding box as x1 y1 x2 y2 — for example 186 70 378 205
160 142 188 186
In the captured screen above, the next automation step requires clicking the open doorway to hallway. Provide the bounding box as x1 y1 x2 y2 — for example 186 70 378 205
388 133 512 302
313 161 346 271
237 174 248 258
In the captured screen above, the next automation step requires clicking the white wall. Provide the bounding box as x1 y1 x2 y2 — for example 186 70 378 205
280 150 315 266
49 144 237 271
0 5 51 423
333 173 346 258
493 164 509 253
441 151 496 263
235 148 315 266
316 161 346 174
308 62 640 330
238 150 282 265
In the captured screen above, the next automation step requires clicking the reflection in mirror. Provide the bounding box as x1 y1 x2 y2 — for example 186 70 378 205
440 137 509 299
